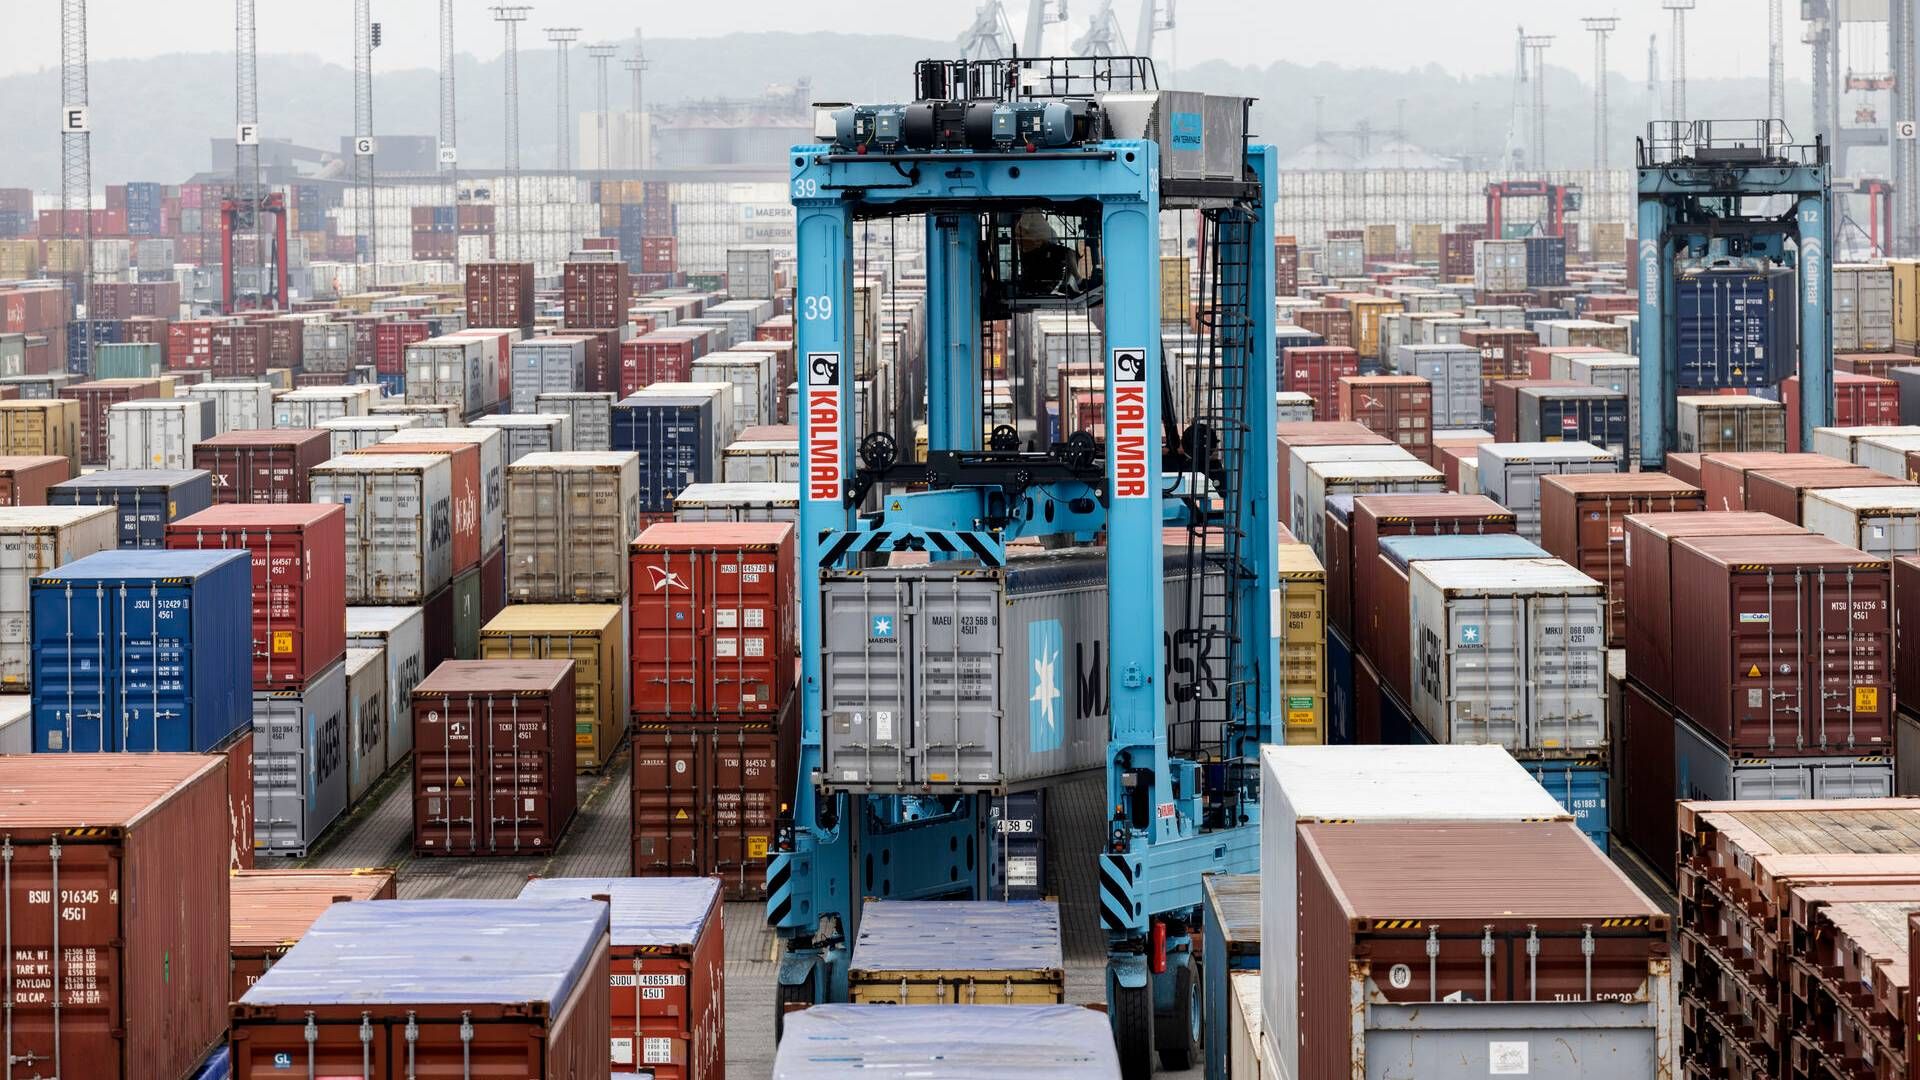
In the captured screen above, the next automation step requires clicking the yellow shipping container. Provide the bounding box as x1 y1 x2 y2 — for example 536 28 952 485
478 603 628 772
0 401 80 476
1346 297 1404 362
0 240 40 277
1275 540 1326 745
42 240 85 274
1160 255 1192 323
1590 222 1630 262
1411 223 1442 262
1364 223 1398 259
262 368 295 392
847 899 1065 1006
1891 258 1920 353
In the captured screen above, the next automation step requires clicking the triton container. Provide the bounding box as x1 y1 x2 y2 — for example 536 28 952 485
31 548 252 753
479 604 629 772
309 453 455 605
192 429 331 504
251 657 348 858
847 900 1065 1005
228 866 398 1001
230 898 611 1080
412 659 578 856
773 1005 1121 1080
630 719 795 900
0 505 116 689
345 605 425 770
506 451 642 603
518 877 725 1080
50 467 213 548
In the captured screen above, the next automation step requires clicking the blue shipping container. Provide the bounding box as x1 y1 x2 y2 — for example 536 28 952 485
1326 625 1355 745
1525 759 1610 852
987 790 1046 901
1521 307 1566 331
1516 387 1630 462
612 392 721 513
1524 235 1567 288
50 468 215 549
1202 874 1260 1080
66 318 125 375
377 372 406 398
31 548 253 754
1676 267 1797 389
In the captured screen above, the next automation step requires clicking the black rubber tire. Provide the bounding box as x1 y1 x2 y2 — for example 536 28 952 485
1111 972 1156 1080
774 976 816 1044
1156 960 1200 1071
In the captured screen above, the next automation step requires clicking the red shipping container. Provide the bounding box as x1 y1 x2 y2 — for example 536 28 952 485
1780 371 1901 450
629 521 797 721
622 328 712 396
1336 374 1433 456
1456 327 1538 408
755 315 795 342
554 328 624 395
1835 352 1904 378
1349 494 1515 662
640 236 679 274
372 319 430 376
1894 556 1920 708
412 659 578 856
210 321 272 378
228 868 399 1001
1671 533 1892 753
1538 473 1705 647
0 454 73 505
165 504 348 689
1743 465 1910 524
65 378 161 464
563 261 632 330
631 718 797 901
263 317 306 369
1282 346 1359 418
2 286 68 334
121 315 167 349
465 261 537 329
352 442 482 572
1697 451 1835 511
1293 307 1353 349
0 754 231 1080
193 428 332 503
1665 452 1703 486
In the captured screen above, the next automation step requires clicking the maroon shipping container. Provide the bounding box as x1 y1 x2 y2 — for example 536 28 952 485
1617 679 1683 880
0 754 231 1080
340 313 386 370
64 378 161 464
640 236 679 274
1291 308 1352 349
1275 240 1299 296
1439 231 1477 280
1670 533 1892 754
1337 375 1433 457
1281 346 1359 419
122 315 166 350
167 319 217 370
209 321 272 378
228 868 399 1002
1744 465 1911 524
1697 451 1838 511
1456 327 1538 410
1623 511 1807 704
563 261 632 330
1783 375 1898 450
629 522 796 721
1351 494 1516 663
1666 452 1703 486
466 261 537 329
554 328 624 395
1538 473 1704 647
193 429 331 504
372 320 430 376
262 317 305 369
1490 378 1583 443
1835 352 1905 378
622 328 713 396
351 442 482 573
1896 556 1920 708
412 660 578 856
89 281 180 320
0 454 72 505
631 718 797 901
164 504 348 689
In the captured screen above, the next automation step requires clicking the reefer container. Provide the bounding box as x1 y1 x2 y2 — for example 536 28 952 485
1300 458 1445 560
1676 266 1797 388
506 451 641 603
0 399 79 474
370 400 461 428
511 336 587 413
848 900 1064 1004
1295 820 1671 1079
689 353 775 439
1258 745 1573 1080
480 604 627 772
412 659 578 855
1477 441 1619 542
383 426 507 554
231 898 611 1079
0 755 232 1080
629 718 795 900
630 522 795 722
318 414 419 456
537 390 615 452
342 646 387 804
613 385 730 514
1803 485 1920 559
475 411 572 462
1676 394 1788 453
32 548 252 752
162 503 347 688
345 605 424 769
229 867 398 1001
1204 875 1261 1080
0 454 71 506
1743 464 1909 523
252 657 347 857
66 378 161 464
192 428 330 504
1370 535 1551 706
351 441 482 572
106 397 212 470
1285 443 1410 542
1407 557 1608 753
1622 511 1808 705
773 1005 1120 1079
1810 423 1920 462
49 468 214 548
820 550 1117 790
309 454 455 604
182 380 272 434
1515 384 1631 461
1857 431 1920 477
1395 344 1480 427
270 385 373 427
671 481 797 523
1538 472 1706 646
518 877 724 1080
1670 533 1891 753
0 506 116 689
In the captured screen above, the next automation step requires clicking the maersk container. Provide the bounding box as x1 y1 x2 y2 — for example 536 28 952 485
1675 266 1797 388
689 353 775 439
536 390 615 452
318 414 420 456
0 505 117 690
384 426 506 554
505 451 642 603
343 646 388 805
1258 745 1574 1080
672 481 797 523
50 468 215 548
1398 343 1480 428
1407 557 1608 755
309 454 455 604
183 380 273 434
509 336 586 413
1476 441 1619 542
475 412 572 462
1300 458 1445 562
31 548 253 753
272 385 374 427
1802 485 1920 558
1515 384 1630 461
613 384 731 514
345 605 424 768
1674 707 1892 800
774 1005 1120 1080
253 656 347 858
106 398 214 470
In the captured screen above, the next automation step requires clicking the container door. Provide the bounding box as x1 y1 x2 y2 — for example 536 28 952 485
914 575 1000 788
0 840 128 1076
1526 591 1609 753
483 691 563 852
1809 761 1894 798
252 689 308 854
631 730 705 876
711 728 781 897
1438 591 1525 750
369 471 433 603
1276 575 1327 746
822 577 913 786
1801 565 1893 752
117 579 205 751
1722 566 1811 751
32 579 113 751
0 531 55 688
1728 760 1813 799
129 485 170 548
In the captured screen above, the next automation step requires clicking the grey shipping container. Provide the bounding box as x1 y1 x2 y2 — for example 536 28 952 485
509 337 586 414
310 455 455 604
404 337 490 416
505 451 641 603
690 353 775 440
273 386 374 427
535 391 615 452
254 656 349 858
184 380 274 434
474 413 571 463
384 426 506 554
345 605 423 768
320 415 420 457
1675 707 1892 800
1476 442 1619 542
1398 344 1481 428
342 646 387 806
107 398 214 470
726 247 779 300
672 481 797 523
301 322 353 373
369 402 461 429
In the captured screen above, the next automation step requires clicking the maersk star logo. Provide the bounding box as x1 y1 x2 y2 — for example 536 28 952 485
1029 619 1064 753
870 615 894 640
1460 624 1482 646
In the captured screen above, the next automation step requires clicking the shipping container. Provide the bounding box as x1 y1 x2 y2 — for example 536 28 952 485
1369 535 1551 707
689 353 775 440
1676 394 1787 453
537 391 616 452
464 261 538 328
1743 463 1910 523
182 380 273 434
0 454 71 506
772 1004 1120 1079
1279 434 1400 537
163 504 347 688
1810 423 1920 463
671 481 797 523
613 385 730 514
309 454 455 604
251 657 347 858
105 397 213 470
0 399 79 474
345 605 424 770
1335 375 1433 456
382 426 506 554
474 411 571 462
342 645 387 804
1782 371 1900 449
1281 346 1358 416
511 336 587 413
629 717 793 899
480 604 627 772
231 898 611 1079
1676 266 1796 388
1287 447 1424 553
518 877 724 1080
228 867 398 1001
50 468 214 548
31 548 252 753
1694 450 1832 511
1477 441 1619 542
0 506 116 690
0 755 232 1080
1203 875 1261 1080
318 414 420 456
848 900 1064 1005
1394 344 1480 427
629 521 795 724
1672 696 1891 801
1802 484 1920 560
351 441 483 573
192 428 330 504
1538 472 1705 646
66 378 162 464
412 659 578 855
1515 384 1631 461
1857 432 1920 477
1344 494 1515 657
272 385 374 428
370 400 462 428
506 451 641 603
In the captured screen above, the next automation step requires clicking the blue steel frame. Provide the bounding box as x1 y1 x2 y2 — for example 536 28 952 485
771 136 1282 1029
1636 139 1834 466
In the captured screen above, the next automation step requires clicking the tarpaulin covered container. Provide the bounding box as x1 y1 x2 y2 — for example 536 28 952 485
193 429 330 504
848 900 1064 1005
519 877 724 1080
346 605 424 770
231 898 612 1079
412 659 578 855
228 866 398 1002
164 503 347 688
773 1005 1120 1079
0 505 116 689
507 451 641 603
252 657 347 858
32 548 252 753
310 453 455 604
0 754 232 1080
1538 472 1705 646
480 604 628 772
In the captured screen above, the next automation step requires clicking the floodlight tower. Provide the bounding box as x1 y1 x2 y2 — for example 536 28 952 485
1663 0 1695 122
61 0 93 371
587 44 617 173
492 5 531 261
440 0 458 210
1583 17 1619 170
545 27 581 172
1525 34 1554 169
354 0 378 265
234 0 263 306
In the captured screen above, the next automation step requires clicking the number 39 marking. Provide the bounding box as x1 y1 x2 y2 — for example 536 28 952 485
803 294 833 321
793 178 818 198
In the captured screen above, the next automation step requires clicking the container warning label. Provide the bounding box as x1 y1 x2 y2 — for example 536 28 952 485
611 1037 634 1064
1110 348 1150 499
749 835 769 858
1489 1041 1530 1074
806 352 842 502
1857 686 1879 711
272 630 293 654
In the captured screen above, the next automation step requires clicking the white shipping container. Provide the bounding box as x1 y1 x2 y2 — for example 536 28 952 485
1258 745 1572 1080
345 605 424 770
504 451 641 603
1802 486 1920 557
106 398 213 471
1477 441 1620 542
690 352 775 440
0 696 29 754
369 402 461 429
273 386 375 427
1228 972 1264 1080
183 381 273 434
310 454 456 604
0 507 117 691
1302 459 1445 560
535 391 615 452
1855 433 1920 478
1809 425 1920 463
672 481 798 523
382 426 507 555
404 336 491 416
1274 391 1314 423
1472 239 1527 293
1286 445 1418 543
721 438 799 483
342 646 388 806
320 415 421 456
473 413 572 463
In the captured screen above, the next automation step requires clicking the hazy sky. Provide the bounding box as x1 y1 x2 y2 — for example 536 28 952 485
0 0 1803 82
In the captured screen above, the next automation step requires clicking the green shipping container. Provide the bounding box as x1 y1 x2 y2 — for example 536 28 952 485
94 342 163 380
451 564 483 660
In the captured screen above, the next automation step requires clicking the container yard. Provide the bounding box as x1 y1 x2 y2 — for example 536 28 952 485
14 2 1920 1078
